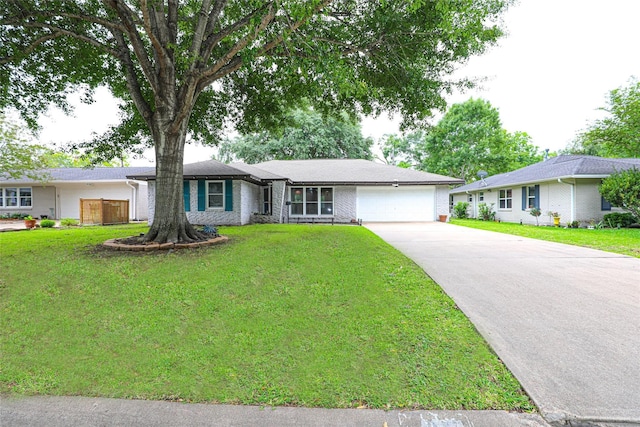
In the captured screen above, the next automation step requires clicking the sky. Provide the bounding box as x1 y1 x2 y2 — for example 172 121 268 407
36 0 640 166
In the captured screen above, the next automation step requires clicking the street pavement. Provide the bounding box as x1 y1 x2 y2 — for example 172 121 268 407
0 396 550 427
365 222 640 427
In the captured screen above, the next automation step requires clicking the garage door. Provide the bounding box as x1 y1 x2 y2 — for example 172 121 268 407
356 186 435 222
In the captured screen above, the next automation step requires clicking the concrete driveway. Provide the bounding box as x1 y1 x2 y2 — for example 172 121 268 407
365 222 640 426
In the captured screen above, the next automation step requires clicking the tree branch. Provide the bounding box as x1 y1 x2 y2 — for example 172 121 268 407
102 0 160 97
197 4 276 86
109 28 154 130
257 0 333 57
12 21 120 57
199 2 271 66
0 32 61 65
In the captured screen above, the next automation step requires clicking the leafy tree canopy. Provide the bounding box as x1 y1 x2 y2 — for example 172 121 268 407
1 1 510 243
378 131 425 168
565 77 640 158
0 113 50 180
218 107 373 163
419 98 542 181
599 168 640 220
42 148 130 168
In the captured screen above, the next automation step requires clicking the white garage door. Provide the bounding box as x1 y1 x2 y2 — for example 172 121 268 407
356 186 435 222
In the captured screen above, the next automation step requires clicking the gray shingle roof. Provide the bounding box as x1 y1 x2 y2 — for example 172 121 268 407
2 167 154 183
126 159 463 185
126 160 256 181
451 155 640 193
229 162 286 181
253 159 463 185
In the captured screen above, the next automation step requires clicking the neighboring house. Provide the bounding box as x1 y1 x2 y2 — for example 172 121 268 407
0 167 150 220
450 155 640 225
128 159 463 225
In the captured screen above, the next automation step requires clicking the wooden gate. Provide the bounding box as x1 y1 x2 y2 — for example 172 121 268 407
80 199 129 225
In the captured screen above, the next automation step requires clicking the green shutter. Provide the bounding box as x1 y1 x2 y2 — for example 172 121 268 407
197 180 206 211
225 179 233 211
183 181 191 212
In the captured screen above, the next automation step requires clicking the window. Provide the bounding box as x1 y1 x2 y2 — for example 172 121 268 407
468 194 473 202
1 187 31 208
601 196 612 211
499 189 512 209
207 181 224 209
262 186 272 214
522 185 540 210
290 187 333 216
479 192 484 202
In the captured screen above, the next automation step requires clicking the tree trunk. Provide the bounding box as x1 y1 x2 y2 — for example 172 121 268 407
144 120 203 244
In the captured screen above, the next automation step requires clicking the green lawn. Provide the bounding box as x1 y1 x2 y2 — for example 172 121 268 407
451 219 640 258
0 224 533 410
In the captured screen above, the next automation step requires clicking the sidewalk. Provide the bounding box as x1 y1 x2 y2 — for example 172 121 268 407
0 396 550 427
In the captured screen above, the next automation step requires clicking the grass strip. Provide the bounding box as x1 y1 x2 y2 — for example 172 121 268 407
450 219 640 258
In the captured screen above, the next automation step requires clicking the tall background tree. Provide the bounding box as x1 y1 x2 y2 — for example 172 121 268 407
565 77 640 158
218 107 372 163
1 1 509 243
378 131 425 168
0 113 50 180
379 99 543 181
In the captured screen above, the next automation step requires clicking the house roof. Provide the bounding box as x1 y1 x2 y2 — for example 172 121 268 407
2 167 154 184
252 159 464 185
127 159 463 186
450 155 640 193
128 160 250 181
229 162 287 181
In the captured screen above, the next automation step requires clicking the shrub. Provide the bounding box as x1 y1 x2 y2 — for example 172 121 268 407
40 219 56 228
453 201 469 219
600 168 640 220
603 212 637 228
478 203 496 221
529 207 541 226
60 218 79 226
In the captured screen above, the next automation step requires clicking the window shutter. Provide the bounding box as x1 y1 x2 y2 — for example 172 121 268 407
183 181 191 212
534 185 540 209
225 179 233 211
197 180 206 211
521 187 527 210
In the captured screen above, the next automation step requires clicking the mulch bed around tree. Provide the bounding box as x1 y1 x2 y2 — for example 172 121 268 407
103 235 228 251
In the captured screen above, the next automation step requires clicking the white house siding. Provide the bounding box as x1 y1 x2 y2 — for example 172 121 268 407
451 179 622 226
241 181 259 225
435 185 451 219
149 180 242 225
147 181 156 223
335 186 357 223
136 183 148 220
1 185 56 219
574 178 625 223
56 182 144 220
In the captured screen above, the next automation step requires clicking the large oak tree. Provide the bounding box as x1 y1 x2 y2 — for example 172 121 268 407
419 98 542 181
218 106 373 163
1 0 509 243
